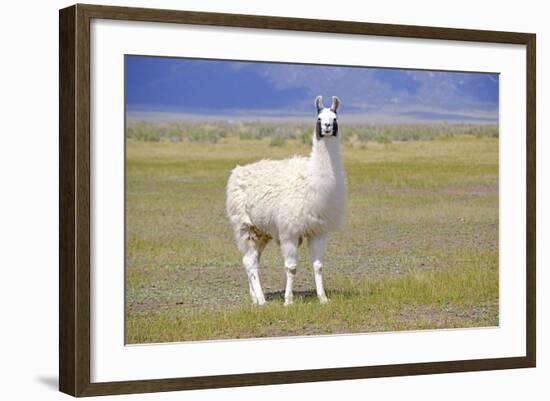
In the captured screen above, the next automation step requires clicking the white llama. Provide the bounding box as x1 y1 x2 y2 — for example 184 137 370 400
226 96 347 305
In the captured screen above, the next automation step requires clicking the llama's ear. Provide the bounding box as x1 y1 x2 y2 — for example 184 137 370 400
330 96 340 113
315 96 324 114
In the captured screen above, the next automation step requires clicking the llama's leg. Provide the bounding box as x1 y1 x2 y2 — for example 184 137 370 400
247 280 258 304
308 235 329 304
280 238 299 306
243 240 266 305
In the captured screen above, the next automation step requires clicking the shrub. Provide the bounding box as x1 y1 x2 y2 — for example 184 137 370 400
269 136 286 147
126 124 161 142
300 131 311 145
375 135 391 145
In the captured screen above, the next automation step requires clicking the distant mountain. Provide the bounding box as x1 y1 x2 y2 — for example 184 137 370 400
125 56 498 123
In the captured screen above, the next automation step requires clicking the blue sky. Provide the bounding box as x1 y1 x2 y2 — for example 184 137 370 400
125 55 499 123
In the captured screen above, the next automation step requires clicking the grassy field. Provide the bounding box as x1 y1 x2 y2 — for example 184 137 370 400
125 122 499 344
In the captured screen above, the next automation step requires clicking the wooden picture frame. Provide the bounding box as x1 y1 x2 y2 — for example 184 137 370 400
59 3 536 397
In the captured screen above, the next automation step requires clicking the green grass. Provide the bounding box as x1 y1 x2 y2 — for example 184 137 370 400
127 260 497 343
125 124 499 344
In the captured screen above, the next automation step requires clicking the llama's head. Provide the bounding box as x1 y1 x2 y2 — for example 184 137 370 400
315 96 340 140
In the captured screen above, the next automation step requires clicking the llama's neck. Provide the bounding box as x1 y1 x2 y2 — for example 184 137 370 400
309 135 345 185
307 131 347 230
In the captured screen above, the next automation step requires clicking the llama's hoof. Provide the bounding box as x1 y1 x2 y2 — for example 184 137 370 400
319 296 329 304
284 299 293 306
252 298 266 305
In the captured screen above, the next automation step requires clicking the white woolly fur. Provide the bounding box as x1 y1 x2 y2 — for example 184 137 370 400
226 96 347 305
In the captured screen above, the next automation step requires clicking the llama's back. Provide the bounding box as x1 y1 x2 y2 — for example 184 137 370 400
226 156 310 242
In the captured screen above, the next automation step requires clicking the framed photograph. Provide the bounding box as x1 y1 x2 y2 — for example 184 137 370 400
59 4 536 397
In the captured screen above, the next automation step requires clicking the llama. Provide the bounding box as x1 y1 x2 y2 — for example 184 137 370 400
226 96 347 305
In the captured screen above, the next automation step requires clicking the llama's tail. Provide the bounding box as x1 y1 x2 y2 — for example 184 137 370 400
226 167 253 253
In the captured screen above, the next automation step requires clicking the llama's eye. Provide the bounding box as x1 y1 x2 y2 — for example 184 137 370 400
317 118 321 121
